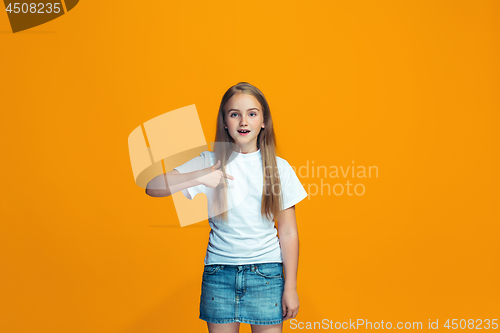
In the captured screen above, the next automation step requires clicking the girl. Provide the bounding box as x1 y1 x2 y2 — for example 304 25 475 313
146 82 307 333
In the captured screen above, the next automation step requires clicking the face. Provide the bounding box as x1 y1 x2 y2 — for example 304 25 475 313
224 92 265 153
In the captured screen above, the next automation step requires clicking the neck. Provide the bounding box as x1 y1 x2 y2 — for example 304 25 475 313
232 143 258 154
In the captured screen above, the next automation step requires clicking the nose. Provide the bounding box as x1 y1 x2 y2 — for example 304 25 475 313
239 115 248 126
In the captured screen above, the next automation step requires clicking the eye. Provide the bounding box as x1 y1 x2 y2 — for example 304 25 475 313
249 112 257 117
230 113 239 117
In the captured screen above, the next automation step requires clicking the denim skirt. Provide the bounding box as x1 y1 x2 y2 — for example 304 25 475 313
199 262 285 325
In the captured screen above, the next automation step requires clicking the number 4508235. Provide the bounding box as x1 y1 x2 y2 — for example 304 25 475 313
6 3 61 14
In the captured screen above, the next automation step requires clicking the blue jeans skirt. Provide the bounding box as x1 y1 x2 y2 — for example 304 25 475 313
199 263 285 325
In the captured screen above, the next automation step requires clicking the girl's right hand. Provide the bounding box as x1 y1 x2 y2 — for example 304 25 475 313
196 160 234 188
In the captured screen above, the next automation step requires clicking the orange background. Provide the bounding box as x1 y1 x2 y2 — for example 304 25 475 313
1 1 498 332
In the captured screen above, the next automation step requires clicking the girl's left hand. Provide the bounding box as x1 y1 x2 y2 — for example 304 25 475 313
282 289 299 320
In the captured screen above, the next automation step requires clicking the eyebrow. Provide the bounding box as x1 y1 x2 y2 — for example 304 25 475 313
227 108 260 112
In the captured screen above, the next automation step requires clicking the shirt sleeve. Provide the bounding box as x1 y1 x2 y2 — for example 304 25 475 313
173 151 212 200
279 158 308 210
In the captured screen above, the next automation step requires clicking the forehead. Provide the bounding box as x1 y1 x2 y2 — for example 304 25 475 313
225 93 261 111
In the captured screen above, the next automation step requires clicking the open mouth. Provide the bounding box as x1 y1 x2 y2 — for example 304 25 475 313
237 130 250 135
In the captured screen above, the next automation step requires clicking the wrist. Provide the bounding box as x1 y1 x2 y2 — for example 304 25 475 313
193 170 204 186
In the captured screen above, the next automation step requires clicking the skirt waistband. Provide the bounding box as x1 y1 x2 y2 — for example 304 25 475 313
204 262 283 272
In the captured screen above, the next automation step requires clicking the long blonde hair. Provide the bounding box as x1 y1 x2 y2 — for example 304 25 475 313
212 82 283 222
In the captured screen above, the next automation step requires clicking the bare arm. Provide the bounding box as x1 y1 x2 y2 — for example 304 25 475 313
145 160 234 198
277 205 300 320
145 169 199 198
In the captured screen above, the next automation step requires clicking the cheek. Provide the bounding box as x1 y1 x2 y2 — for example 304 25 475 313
252 116 263 123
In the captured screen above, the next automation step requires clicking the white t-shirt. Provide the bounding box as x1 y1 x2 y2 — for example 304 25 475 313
174 149 307 265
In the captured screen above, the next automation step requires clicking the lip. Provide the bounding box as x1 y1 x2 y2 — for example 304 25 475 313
237 130 250 136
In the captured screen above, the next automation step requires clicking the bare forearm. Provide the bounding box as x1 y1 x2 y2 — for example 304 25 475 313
145 171 201 197
280 232 299 291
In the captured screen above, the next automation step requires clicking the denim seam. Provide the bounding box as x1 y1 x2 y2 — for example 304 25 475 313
199 315 284 325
